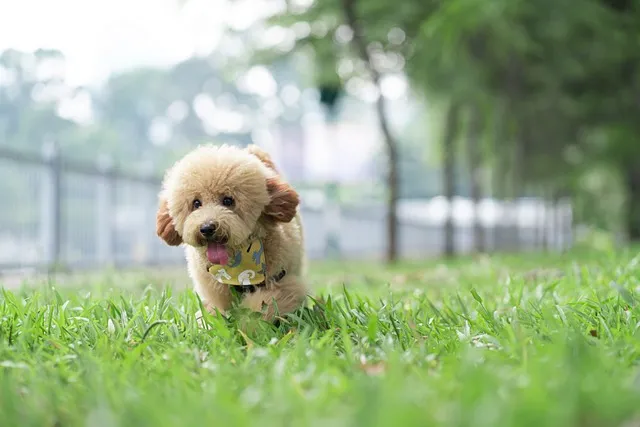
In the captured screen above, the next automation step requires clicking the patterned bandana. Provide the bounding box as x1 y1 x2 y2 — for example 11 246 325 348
208 239 267 286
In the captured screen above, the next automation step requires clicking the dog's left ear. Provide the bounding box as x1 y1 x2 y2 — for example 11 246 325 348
247 145 299 222
263 176 300 223
156 196 183 246
246 144 278 172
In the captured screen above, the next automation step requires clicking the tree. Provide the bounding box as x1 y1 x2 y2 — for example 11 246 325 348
339 0 401 262
465 102 485 253
0 49 75 151
442 102 461 257
259 0 444 261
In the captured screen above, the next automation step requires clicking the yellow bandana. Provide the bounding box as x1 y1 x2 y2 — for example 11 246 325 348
208 239 267 286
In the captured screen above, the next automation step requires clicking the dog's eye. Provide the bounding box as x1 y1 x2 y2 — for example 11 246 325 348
221 196 234 207
192 199 202 210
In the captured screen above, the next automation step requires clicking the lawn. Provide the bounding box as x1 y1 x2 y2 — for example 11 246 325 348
1 248 640 427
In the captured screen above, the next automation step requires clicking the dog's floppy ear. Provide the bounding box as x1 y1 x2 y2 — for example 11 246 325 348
264 176 299 223
156 196 182 246
246 144 279 172
248 145 299 222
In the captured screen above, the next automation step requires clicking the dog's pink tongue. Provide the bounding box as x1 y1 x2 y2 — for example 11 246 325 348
206 243 228 265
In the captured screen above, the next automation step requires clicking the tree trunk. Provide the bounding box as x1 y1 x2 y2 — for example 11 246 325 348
340 0 400 262
550 190 561 251
540 186 551 251
508 136 524 251
381 102 400 263
443 101 461 257
503 57 524 252
491 103 509 253
623 163 640 241
466 103 485 253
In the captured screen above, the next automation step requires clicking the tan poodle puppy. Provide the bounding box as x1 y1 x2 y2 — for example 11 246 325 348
156 144 308 321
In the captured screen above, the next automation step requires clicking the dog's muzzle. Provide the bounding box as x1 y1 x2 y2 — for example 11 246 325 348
199 221 227 244
199 222 218 239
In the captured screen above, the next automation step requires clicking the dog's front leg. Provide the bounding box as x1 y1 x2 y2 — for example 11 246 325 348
240 276 308 321
195 300 231 329
193 280 234 329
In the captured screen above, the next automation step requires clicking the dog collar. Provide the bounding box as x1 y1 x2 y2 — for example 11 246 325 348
208 238 267 286
230 269 286 295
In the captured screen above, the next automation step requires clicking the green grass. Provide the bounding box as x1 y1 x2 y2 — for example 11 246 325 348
1 249 640 427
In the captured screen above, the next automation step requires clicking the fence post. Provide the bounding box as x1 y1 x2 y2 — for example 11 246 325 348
147 185 159 265
96 156 115 267
141 161 158 265
40 141 62 271
324 182 341 259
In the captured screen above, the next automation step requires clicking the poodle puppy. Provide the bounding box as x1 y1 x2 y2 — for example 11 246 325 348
156 144 308 321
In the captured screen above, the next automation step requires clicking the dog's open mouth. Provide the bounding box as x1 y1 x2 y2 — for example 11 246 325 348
206 243 228 265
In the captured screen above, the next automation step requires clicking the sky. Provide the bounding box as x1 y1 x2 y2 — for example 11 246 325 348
0 0 243 86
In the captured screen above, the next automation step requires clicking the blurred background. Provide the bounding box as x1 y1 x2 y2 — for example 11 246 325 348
0 0 635 277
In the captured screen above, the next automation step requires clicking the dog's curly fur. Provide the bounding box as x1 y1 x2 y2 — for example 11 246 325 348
156 144 308 320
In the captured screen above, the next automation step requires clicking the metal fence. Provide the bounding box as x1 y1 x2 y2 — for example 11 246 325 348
0 146 573 274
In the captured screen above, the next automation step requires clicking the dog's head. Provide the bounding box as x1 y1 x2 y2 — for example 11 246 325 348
156 144 299 263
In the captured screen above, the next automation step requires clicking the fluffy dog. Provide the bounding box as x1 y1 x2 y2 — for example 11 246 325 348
155 144 308 321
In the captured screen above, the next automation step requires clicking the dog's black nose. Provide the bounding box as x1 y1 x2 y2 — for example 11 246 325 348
199 222 218 239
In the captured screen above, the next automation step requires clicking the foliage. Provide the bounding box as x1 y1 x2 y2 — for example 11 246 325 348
0 50 271 173
1 250 640 425
4 0 640 237
262 0 640 238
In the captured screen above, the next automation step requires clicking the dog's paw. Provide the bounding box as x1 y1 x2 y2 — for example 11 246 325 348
195 309 211 330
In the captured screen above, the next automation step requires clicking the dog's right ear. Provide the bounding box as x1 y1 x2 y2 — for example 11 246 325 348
156 196 182 246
